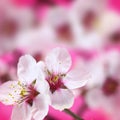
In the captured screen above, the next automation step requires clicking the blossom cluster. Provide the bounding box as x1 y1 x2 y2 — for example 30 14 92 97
0 47 90 120
0 0 120 120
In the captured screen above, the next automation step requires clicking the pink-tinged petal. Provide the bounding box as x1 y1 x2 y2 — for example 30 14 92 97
32 94 49 120
0 81 21 105
37 61 47 78
11 103 32 120
50 89 74 111
63 64 91 89
35 78 50 95
86 58 106 88
45 47 72 74
17 55 38 84
86 88 112 110
104 50 120 78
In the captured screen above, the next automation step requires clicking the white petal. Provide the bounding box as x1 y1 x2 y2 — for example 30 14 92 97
32 94 49 120
50 89 74 111
0 81 22 105
86 88 112 111
17 55 38 84
86 58 106 88
45 47 72 74
11 103 32 120
35 78 50 95
63 63 91 89
35 61 50 95
36 61 47 78
104 50 120 78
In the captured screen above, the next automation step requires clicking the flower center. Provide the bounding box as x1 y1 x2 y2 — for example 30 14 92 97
25 85 39 106
46 73 66 93
56 23 72 41
81 10 96 30
9 81 39 106
102 77 119 96
109 30 120 44
0 19 18 37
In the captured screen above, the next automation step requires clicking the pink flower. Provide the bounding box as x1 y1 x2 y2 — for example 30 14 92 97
38 47 91 110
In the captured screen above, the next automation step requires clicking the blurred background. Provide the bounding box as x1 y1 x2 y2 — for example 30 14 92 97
0 0 120 120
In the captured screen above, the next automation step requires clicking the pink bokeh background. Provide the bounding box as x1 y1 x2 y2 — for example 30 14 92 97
0 0 120 120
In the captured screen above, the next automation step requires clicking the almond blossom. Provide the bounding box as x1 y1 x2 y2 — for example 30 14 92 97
0 55 50 120
38 47 91 110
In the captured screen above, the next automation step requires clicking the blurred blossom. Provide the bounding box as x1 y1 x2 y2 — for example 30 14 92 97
0 4 36 54
67 0 107 50
86 48 120 120
71 0 107 31
97 11 120 46
15 24 56 56
45 7 75 46
0 49 24 82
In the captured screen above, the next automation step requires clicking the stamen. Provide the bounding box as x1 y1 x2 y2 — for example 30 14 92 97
7 81 40 105
46 72 66 93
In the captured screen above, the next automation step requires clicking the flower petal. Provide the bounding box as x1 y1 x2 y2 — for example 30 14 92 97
35 61 50 95
0 81 22 105
35 78 50 95
45 47 72 74
32 94 49 120
36 61 47 78
17 55 38 84
11 103 32 120
50 89 74 111
63 63 91 89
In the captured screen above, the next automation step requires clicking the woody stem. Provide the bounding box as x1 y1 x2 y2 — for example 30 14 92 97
64 109 84 120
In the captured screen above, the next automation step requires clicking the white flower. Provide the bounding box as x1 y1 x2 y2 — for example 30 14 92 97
38 47 91 110
0 55 50 120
